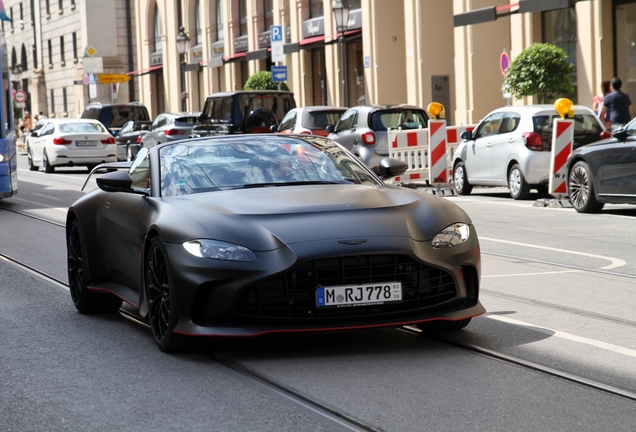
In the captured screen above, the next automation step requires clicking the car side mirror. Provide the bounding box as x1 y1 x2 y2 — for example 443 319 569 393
460 131 473 140
270 124 278 133
30 130 39 138
326 125 335 134
96 170 135 193
612 127 627 140
374 157 408 179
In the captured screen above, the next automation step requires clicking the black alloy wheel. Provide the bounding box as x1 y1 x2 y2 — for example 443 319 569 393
568 161 604 213
146 237 198 352
453 161 472 195
67 219 122 313
416 318 472 333
43 151 54 173
508 164 530 200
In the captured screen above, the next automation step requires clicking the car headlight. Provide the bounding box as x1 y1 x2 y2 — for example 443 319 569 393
432 223 470 249
183 240 258 261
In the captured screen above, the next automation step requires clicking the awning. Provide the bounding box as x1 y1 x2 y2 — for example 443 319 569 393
299 35 325 47
126 65 163 76
245 48 268 61
222 52 247 62
453 0 578 27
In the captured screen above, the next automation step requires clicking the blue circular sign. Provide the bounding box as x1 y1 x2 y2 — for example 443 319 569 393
500 52 510 76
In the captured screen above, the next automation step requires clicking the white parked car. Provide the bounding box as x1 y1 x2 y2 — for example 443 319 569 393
26 119 117 173
452 105 610 199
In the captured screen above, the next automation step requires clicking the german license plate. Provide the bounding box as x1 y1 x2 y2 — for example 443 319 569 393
76 140 98 147
316 282 402 308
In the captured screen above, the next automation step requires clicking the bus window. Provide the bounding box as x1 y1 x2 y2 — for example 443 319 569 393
0 33 17 198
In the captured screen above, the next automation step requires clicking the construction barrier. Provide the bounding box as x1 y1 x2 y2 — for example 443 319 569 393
389 124 475 185
548 118 574 195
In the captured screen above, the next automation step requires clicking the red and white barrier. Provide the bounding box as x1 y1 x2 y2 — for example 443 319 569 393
548 119 574 195
389 124 476 185
428 120 447 185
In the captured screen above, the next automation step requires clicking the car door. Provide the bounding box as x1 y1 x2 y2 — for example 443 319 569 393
33 122 55 165
490 112 522 182
330 109 358 150
97 150 150 291
599 121 636 197
465 112 504 180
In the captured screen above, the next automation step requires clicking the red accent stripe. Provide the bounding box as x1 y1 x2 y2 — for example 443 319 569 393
431 139 447 165
407 131 418 147
554 181 567 194
447 129 458 143
553 142 572 174
173 311 487 338
430 121 443 137
392 135 398 148
556 121 571 139
409 173 421 180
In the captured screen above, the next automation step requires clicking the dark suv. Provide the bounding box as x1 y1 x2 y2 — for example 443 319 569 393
191 91 296 137
81 102 151 136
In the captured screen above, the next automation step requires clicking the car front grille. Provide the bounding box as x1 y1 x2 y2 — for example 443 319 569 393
236 255 457 319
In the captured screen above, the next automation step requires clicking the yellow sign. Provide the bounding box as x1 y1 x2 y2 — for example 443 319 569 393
97 74 131 84
85 46 97 57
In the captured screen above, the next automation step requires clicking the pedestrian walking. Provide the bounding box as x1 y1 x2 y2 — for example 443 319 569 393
592 80 611 129
600 77 632 131
19 111 33 141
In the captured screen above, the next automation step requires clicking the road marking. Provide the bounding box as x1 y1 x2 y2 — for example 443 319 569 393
6 196 67 213
480 237 626 270
486 315 636 359
482 269 581 278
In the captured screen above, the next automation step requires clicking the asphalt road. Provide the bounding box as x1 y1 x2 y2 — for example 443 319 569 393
2 153 636 431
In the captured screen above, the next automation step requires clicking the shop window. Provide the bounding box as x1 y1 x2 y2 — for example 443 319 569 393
542 8 577 103
310 0 323 18
239 0 248 36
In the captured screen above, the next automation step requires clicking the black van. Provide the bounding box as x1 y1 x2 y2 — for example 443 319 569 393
191 91 296 137
81 102 151 136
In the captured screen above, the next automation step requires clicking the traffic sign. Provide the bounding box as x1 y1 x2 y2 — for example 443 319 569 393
271 65 287 82
500 51 510 76
97 74 131 84
85 46 97 57
83 56 104 74
13 90 26 103
271 25 284 63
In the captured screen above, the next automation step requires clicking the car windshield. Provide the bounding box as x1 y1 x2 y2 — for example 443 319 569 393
370 109 428 131
533 114 603 148
159 137 378 197
59 122 106 133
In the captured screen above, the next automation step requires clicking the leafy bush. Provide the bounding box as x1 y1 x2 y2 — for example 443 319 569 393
244 71 289 91
504 43 575 104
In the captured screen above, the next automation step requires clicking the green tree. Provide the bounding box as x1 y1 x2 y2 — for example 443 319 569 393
244 71 290 91
503 43 574 104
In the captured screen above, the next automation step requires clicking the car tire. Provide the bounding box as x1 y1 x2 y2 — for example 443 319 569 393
43 151 54 173
453 161 472 195
416 318 472 333
27 150 38 171
568 161 605 213
508 164 530 200
67 219 123 313
146 237 201 353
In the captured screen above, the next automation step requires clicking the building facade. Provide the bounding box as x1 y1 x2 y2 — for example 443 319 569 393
2 0 139 119
4 1 636 127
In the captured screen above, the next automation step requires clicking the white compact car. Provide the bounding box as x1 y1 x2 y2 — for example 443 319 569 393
27 119 117 173
452 105 610 199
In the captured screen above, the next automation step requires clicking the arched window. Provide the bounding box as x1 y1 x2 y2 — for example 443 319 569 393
154 5 163 52
195 0 202 46
20 45 28 71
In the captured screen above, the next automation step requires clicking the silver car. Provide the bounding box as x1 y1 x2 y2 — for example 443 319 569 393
141 112 200 149
327 104 429 169
452 105 609 199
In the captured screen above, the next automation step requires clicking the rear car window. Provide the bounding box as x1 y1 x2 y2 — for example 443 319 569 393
304 111 345 129
95 106 150 129
370 110 428 131
175 116 198 126
59 123 106 133
533 114 603 148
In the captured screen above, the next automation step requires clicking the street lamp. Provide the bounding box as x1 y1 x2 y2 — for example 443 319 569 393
332 1 350 107
176 26 191 112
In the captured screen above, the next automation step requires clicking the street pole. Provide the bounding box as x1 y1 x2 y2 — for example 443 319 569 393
339 34 346 107
180 53 187 112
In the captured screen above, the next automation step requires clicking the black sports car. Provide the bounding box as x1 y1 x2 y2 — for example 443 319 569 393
567 118 636 213
67 135 484 352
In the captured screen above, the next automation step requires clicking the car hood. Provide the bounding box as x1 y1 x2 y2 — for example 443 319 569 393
157 185 472 250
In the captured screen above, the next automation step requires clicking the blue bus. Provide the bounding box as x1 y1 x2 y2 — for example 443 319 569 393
0 34 16 198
